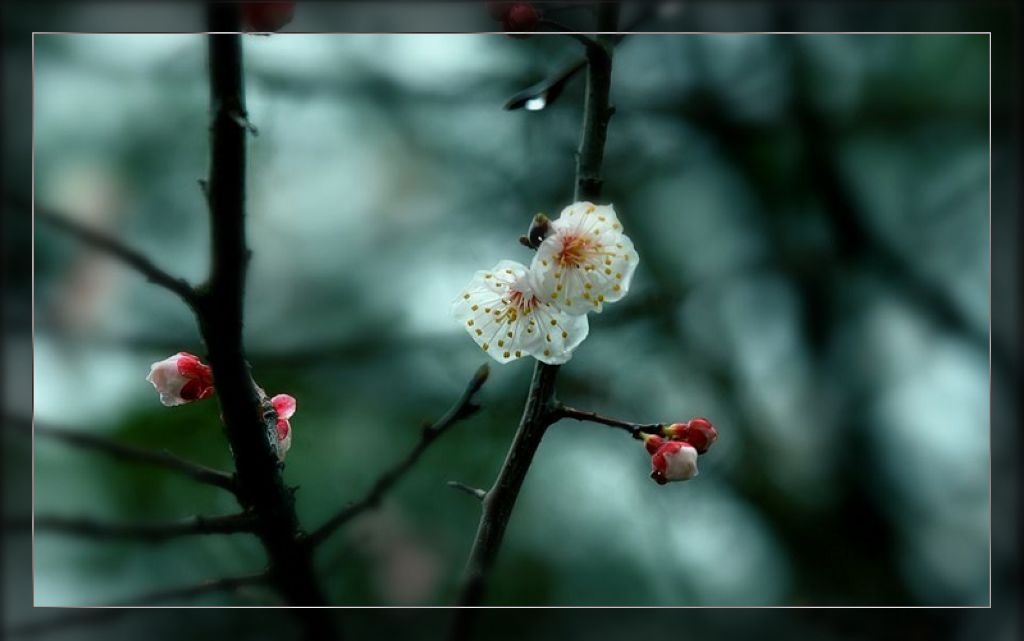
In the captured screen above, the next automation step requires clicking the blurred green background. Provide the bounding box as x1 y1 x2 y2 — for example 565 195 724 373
29 29 989 611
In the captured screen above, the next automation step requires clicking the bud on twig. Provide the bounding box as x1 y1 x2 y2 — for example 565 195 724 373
241 2 296 33
487 2 542 38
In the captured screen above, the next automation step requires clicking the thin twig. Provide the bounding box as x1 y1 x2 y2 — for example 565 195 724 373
307 364 490 547
24 512 258 542
35 206 199 307
554 404 662 438
4 573 268 637
32 423 237 494
504 5 650 112
447 481 487 501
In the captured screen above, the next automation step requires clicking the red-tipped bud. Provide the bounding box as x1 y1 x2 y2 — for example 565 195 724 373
640 433 665 455
664 417 718 454
146 352 214 406
684 417 717 453
650 441 699 484
501 3 541 37
241 2 296 33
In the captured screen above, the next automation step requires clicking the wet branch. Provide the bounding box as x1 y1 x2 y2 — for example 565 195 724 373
35 206 199 307
308 364 490 547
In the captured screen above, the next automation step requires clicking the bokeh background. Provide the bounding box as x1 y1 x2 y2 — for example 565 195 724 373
1 3 1015 639
27 27 992 610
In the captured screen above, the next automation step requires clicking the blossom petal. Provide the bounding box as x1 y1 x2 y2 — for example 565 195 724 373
652 441 699 482
532 202 639 314
272 394 297 420
147 355 192 407
453 260 588 364
275 419 292 460
526 304 589 364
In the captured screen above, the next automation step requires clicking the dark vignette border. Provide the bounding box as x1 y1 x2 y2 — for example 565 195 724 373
1 1 1019 640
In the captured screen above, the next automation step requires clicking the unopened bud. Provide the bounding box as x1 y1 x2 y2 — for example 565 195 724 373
640 432 665 455
664 417 717 454
501 3 541 38
650 441 699 484
241 2 296 33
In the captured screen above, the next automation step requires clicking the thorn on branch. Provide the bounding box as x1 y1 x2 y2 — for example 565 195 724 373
447 481 486 501
229 110 259 136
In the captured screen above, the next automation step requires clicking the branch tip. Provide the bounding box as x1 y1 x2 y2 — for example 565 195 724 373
447 481 487 501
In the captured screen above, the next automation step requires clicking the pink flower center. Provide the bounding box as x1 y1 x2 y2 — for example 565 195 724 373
556 234 591 268
508 288 539 313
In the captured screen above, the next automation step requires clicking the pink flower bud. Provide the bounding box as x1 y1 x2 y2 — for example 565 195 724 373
650 441 699 485
641 432 665 455
271 393 296 459
664 417 718 454
146 352 214 407
501 3 541 38
241 2 296 33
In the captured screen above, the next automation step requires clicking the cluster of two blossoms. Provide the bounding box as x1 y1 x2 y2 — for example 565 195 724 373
453 202 637 365
145 353 297 460
452 202 718 483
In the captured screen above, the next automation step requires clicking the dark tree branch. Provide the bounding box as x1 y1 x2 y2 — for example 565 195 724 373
452 361 561 611
24 512 257 542
554 404 662 438
452 8 619 625
32 422 237 494
197 6 335 631
4 573 269 637
308 364 490 547
35 206 199 307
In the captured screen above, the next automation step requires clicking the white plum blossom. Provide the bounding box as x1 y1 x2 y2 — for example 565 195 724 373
452 260 589 365
531 202 638 315
146 352 214 407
